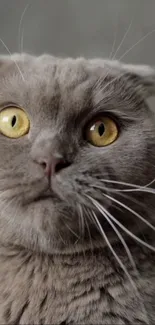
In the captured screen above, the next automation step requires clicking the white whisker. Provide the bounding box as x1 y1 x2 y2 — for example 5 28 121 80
87 198 149 322
84 209 94 254
95 196 155 252
100 178 155 194
112 17 134 60
113 187 155 194
101 178 155 189
57 229 67 246
90 198 136 270
92 16 134 97
105 193 155 232
93 27 155 113
20 30 24 55
92 183 155 198
93 67 144 107
91 210 138 291
1 197 17 215
18 1 31 53
94 71 125 99
108 9 119 59
112 191 147 210
77 204 85 237
0 38 25 82
107 187 155 194
64 222 80 240
119 28 155 62
92 17 134 101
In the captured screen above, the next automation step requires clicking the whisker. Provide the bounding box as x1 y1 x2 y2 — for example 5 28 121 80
87 26 155 120
84 208 94 254
95 196 155 252
64 222 80 240
20 31 24 55
105 193 155 232
18 1 31 53
92 183 155 196
108 11 119 59
91 210 138 291
77 203 85 237
112 191 147 210
100 178 155 192
1 196 17 215
90 184 154 211
112 187 155 194
91 16 134 101
92 27 155 112
101 178 154 188
90 61 138 112
0 38 25 82
89 198 137 270
57 229 67 246
88 200 149 322
93 69 140 108
91 181 152 215
119 28 155 62
92 16 134 97
112 16 134 60
98 28 155 99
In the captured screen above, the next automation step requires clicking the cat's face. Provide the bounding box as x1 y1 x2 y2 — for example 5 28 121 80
0 54 155 253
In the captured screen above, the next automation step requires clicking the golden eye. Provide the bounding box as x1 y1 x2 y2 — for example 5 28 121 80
86 116 118 147
0 107 30 138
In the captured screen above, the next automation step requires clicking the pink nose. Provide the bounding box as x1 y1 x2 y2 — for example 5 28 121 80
39 156 68 177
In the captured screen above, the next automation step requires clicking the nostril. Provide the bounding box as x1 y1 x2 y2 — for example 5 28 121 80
37 157 71 176
55 160 71 173
40 161 47 170
40 160 51 178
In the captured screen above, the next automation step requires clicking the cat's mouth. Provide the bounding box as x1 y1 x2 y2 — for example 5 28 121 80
33 188 56 203
36 195 53 201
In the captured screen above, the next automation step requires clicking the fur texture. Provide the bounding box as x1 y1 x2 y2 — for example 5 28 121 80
0 54 155 324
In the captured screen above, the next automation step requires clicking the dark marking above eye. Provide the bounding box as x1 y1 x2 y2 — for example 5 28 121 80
39 293 48 312
11 115 17 127
3 302 12 322
98 123 105 136
13 301 29 324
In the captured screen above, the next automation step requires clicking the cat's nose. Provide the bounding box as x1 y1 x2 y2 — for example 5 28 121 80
37 155 69 177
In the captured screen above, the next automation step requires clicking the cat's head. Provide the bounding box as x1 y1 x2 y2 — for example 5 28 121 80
0 53 155 254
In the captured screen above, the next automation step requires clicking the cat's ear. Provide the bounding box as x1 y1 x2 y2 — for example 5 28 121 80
110 60 155 98
119 62 155 98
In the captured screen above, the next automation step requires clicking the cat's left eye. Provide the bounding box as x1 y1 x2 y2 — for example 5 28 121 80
85 116 118 147
0 107 30 138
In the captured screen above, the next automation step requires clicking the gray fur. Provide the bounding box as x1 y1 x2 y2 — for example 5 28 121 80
0 54 155 324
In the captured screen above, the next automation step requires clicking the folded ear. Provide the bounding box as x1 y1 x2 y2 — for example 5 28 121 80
107 60 155 98
120 62 155 97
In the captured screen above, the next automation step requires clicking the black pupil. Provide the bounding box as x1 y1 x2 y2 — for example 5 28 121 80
98 123 105 136
11 116 17 127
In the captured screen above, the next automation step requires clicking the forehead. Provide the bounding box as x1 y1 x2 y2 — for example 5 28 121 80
0 55 97 98
0 54 141 119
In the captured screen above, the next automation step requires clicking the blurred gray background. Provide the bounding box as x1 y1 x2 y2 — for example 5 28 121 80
0 0 155 65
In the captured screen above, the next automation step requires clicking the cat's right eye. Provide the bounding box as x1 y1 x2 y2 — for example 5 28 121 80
85 116 118 147
0 107 30 138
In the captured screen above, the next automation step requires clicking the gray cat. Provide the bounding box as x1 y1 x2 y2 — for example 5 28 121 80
0 54 155 324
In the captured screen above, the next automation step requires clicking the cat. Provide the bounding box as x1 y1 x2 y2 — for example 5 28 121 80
0 53 155 324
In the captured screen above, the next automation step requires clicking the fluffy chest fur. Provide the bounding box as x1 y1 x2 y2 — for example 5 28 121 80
0 245 155 325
